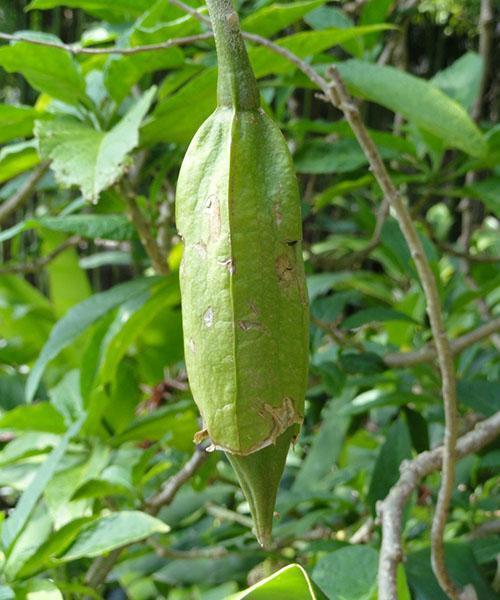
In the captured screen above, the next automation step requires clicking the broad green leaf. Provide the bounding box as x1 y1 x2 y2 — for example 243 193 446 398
341 307 416 329
0 586 14 600
0 32 87 106
4 504 52 579
337 60 487 157
339 352 386 374
0 141 39 184
17 517 94 578
27 0 152 22
432 52 483 110
1 417 83 549
49 370 85 426
229 564 324 599
36 87 156 202
12 579 63 600
367 417 412 513
142 25 392 145
104 1 196 102
457 380 500 416
61 511 169 560
0 403 66 434
25 277 158 403
97 276 180 385
466 177 500 216
0 105 47 144
312 546 378 600
242 1 326 38
360 0 394 47
293 391 352 491
406 543 498 600
341 390 436 416
112 401 197 452
42 229 92 317
0 214 135 244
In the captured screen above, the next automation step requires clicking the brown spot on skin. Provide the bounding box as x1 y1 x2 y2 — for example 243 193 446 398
275 254 294 282
238 321 261 331
204 195 221 239
218 257 235 274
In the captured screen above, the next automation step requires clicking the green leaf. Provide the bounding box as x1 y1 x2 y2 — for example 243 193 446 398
1 417 83 550
0 141 39 184
0 403 66 434
312 545 378 600
112 401 197 452
337 59 487 157
27 0 152 22
4 503 52 579
466 177 500 216
432 52 483 110
0 214 135 244
457 380 500 416
230 563 324 599
104 1 195 102
42 229 92 317
25 277 158 403
367 416 412 513
295 139 368 174
0 33 87 106
36 87 156 202
17 517 95 578
142 25 392 145
293 391 352 491
60 511 169 560
242 1 326 37
406 543 498 600
341 307 416 329
0 104 47 144
339 352 386 374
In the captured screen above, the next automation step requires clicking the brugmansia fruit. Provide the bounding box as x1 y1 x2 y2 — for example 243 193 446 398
175 0 309 546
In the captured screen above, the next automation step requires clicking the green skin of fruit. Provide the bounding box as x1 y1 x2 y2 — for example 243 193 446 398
175 0 309 546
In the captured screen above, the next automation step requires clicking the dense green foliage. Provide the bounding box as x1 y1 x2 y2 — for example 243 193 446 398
0 1 498 599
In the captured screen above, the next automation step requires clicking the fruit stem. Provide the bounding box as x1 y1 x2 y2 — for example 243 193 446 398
206 0 260 111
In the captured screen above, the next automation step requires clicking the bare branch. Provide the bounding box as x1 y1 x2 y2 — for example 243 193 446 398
0 31 213 55
0 236 81 274
378 411 500 600
145 445 208 513
384 317 500 368
124 193 169 275
0 162 50 226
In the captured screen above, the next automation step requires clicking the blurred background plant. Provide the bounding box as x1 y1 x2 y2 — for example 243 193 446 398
0 1 499 599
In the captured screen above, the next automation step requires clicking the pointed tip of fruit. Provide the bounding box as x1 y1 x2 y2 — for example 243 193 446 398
226 425 299 547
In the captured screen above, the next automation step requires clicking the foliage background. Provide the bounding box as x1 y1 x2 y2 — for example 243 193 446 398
0 0 499 598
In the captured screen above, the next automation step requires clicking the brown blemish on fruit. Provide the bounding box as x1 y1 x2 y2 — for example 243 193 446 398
238 321 261 331
275 254 294 282
204 194 221 239
218 257 235 274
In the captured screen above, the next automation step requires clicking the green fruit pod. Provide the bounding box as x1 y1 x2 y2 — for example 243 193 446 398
175 0 309 546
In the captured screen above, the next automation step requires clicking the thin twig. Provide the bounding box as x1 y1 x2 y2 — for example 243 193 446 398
0 162 50 226
205 502 254 528
145 445 208 513
377 411 500 600
0 31 213 55
149 537 228 559
384 317 500 368
0 236 81 274
124 193 169 275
